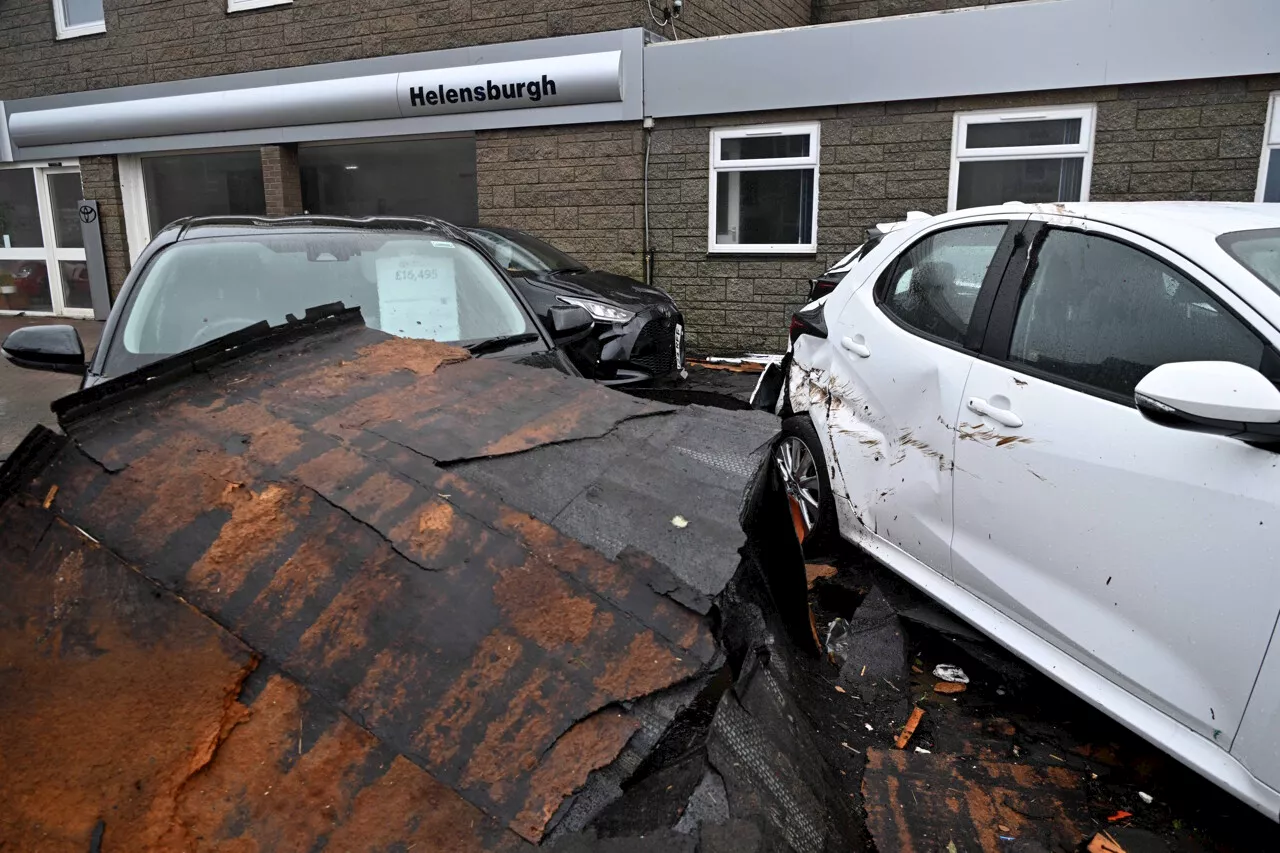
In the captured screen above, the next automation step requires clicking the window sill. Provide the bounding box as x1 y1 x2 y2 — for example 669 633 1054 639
706 247 818 258
228 0 292 11
55 21 106 40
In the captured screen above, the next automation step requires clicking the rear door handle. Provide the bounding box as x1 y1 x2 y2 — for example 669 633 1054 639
840 335 870 358
967 397 1023 428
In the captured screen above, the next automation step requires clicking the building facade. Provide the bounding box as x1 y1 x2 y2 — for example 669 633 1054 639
2 0 1278 350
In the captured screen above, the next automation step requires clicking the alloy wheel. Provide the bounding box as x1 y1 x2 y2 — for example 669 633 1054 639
775 436 822 536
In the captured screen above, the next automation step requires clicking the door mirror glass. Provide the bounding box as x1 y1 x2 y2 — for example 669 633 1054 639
1135 361 1280 443
548 305 593 339
2 324 86 374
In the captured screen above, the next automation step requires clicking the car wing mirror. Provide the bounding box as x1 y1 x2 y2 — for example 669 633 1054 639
1 324 86 374
548 305 593 340
1134 361 1280 444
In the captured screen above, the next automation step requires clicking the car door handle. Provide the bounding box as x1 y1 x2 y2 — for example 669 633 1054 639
967 397 1024 428
840 335 871 358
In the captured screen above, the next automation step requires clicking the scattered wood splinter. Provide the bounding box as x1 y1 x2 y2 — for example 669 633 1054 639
894 706 925 749
42 485 58 509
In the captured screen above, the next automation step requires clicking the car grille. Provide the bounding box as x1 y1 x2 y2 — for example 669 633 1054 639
631 313 679 375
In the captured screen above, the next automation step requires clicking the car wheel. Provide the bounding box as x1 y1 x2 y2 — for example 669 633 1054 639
775 415 836 548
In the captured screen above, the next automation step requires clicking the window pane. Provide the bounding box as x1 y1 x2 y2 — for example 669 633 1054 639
48 172 85 249
0 169 43 248
714 168 814 247
881 224 1006 345
956 157 1084 209
62 0 104 26
1010 230 1265 399
299 137 478 225
966 118 1082 149
0 259 53 312
61 260 92 310
1219 228 1280 294
720 134 810 160
142 151 265 236
1264 149 1280 203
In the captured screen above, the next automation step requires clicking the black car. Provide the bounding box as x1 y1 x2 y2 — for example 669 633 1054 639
466 226 685 384
1 215 596 388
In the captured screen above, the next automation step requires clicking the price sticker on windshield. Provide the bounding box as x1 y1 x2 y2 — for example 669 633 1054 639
375 255 459 341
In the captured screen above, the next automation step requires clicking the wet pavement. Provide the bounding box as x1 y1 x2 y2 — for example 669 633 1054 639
0 315 102 459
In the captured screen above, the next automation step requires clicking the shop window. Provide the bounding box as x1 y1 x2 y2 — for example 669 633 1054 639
227 0 292 11
0 165 91 315
140 150 266 236
1256 93 1280 203
298 137 479 226
951 106 1095 210
708 123 819 254
52 0 105 39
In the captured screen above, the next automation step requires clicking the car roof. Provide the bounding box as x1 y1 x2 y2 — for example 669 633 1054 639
937 201 1280 237
167 214 471 241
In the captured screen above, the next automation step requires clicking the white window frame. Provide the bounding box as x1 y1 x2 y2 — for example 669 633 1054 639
52 0 106 39
0 160 92 318
707 122 820 255
1254 92 1280 203
948 105 1096 211
227 0 292 11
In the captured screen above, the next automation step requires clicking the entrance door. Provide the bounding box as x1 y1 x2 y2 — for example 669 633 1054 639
0 164 90 317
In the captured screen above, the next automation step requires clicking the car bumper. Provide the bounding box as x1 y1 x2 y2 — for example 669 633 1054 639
568 307 686 385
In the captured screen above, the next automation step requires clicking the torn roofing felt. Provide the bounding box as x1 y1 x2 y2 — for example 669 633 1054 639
0 307 782 850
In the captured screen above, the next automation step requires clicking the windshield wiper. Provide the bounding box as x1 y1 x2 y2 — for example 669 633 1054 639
464 332 542 356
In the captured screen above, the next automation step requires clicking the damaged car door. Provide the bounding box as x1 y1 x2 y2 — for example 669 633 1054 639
952 217 1280 751
815 215 1026 574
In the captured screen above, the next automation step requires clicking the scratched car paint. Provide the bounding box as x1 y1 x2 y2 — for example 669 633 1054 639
767 202 1280 820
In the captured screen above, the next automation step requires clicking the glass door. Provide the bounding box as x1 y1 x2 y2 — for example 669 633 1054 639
0 164 90 317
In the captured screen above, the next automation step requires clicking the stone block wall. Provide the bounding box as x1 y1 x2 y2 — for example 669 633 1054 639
476 123 647 281
813 0 1026 24
648 75 1280 353
78 155 130 300
262 145 304 216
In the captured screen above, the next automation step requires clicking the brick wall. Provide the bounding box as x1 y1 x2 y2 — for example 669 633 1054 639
813 0 1026 25
261 145 303 216
648 75 1280 353
78 155 130 300
651 0 810 39
476 123 646 280
0 0 806 101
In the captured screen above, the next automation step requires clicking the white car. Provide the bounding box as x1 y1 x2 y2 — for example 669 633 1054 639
767 202 1280 819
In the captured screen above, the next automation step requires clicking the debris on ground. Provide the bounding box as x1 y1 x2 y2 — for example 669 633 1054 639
804 562 837 588
934 681 967 695
894 706 925 749
933 664 970 684
1138 791 1154 805
1089 831 1127 853
0 308 834 851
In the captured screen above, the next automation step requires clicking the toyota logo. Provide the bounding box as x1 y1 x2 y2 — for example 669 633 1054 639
79 205 97 224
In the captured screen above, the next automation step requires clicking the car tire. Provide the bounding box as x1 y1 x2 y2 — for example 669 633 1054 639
775 415 837 550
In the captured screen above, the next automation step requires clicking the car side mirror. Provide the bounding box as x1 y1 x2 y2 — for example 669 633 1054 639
1 324 86 374
1134 361 1280 444
548 305 593 339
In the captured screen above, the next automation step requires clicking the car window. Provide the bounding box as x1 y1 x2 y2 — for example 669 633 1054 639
106 232 536 378
879 224 1007 345
1218 228 1280 295
1009 229 1266 400
469 229 586 275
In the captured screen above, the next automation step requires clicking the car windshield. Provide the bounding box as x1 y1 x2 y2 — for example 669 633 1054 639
468 228 588 275
1219 228 1280 296
105 231 538 377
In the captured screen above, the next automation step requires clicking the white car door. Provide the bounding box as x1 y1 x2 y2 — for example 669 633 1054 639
811 214 1026 576
952 216 1280 746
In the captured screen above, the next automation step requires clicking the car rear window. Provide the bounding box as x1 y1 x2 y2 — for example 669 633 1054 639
1218 228 1280 295
106 231 535 377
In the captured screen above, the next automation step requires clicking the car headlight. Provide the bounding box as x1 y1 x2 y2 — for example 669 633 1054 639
558 296 634 324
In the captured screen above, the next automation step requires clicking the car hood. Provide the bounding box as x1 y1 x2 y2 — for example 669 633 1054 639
522 269 675 312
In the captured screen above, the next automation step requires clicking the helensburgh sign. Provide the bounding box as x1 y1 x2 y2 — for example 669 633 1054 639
7 52 624 148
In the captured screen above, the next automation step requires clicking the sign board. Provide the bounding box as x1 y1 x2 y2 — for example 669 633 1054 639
78 199 111 320
8 52 624 148
374 254 459 342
